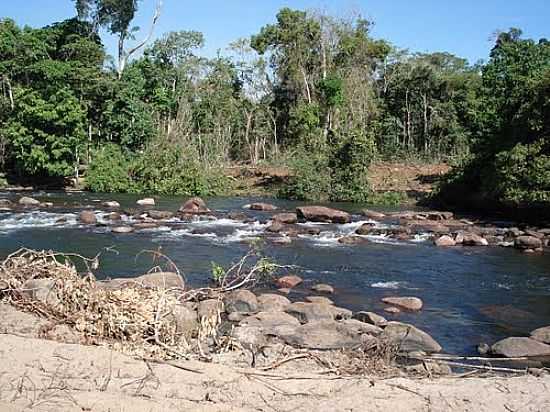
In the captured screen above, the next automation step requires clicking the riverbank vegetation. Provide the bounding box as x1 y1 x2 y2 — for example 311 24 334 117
0 2 548 210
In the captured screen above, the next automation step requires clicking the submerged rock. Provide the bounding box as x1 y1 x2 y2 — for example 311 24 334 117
79 210 97 224
491 337 550 358
296 206 351 224
18 196 40 206
381 296 423 312
531 326 550 344
381 322 442 353
179 197 209 214
249 202 278 211
137 198 155 206
275 275 303 289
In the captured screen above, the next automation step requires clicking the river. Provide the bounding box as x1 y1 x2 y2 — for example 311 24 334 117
1 191 550 355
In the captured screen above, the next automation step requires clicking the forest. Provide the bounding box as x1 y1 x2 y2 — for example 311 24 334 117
0 1 549 211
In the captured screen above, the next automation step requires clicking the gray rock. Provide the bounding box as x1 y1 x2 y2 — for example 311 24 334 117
515 236 543 250
491 337 550 358
102 201 121 208
280 320 364 350
311 283 334 294
170 304 198 338
18 196 40 206
341 319 383 336
79 210 97 224
434 235 456 247
531 326 550 344
135 272 185 289
457 232 488 246
338 235 369 245
285 302 334 324
352 311 388 327
257 293 291 312
270 236 292 245
223 290 259 314
305 296 334 305
179 197 209 214
147 210 174 220
296 206 351 224
328 306 353 320
381 296 423 312
355 223 375 235
380 322 442 353
137 198 155 206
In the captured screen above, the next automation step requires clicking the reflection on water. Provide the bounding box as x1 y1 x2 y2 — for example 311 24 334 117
1 191 550 355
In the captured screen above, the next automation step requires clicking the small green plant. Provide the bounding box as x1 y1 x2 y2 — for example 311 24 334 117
210 262 226 286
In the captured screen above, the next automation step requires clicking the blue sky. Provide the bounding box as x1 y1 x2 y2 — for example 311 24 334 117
2 0 549 63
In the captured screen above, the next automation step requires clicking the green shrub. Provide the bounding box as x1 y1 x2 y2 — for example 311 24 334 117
278 150 331 201
86 144 134 192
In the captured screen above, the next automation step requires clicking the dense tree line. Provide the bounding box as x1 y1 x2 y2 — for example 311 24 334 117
0 3 548 207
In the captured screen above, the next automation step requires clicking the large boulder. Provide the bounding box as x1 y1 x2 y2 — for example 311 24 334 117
491 337 550 358
240 311 300 336
456 232 488 246
296 206 351 224
137 198 155 206
352 311 388 327
515 236 543 250
18 196 40 206
223 290 259 314
285 302 334 324
275 275 303 289
341 319 383 336
434 235 456 247
280 320 364 350
355 223 375 235
381 296 423 312
305 296 334 305
257 294 291 312
272 213 298 224
531 326 550 344
79 210 97 224
380 322 442 353
249 202 278 211
179 197 210 214
135 272 185 289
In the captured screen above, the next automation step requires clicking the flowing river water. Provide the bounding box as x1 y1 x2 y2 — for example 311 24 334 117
1 191 550 355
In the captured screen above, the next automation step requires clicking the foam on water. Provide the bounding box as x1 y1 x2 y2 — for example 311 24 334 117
0 211 78 232
370 281 405 289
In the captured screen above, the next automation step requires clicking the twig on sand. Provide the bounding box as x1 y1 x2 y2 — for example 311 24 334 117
424 359 529 374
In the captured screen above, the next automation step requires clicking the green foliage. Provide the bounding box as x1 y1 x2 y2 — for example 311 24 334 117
368 191 409 206
210 262 226 285
86 144 134 192
279 150 331 201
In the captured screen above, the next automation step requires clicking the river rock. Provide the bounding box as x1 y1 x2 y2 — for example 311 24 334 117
338 235 369 245
285 302 334 324
381 296 423 311
223 290 259 314
384 306 401 314
109 212 122 221
457 232 489 246
362 209 386 220
352 311 388 327
102 201 120 208
111 226 134 234
272 213 297 224
18 196 40 206
249 202 278 211
0 199 12 207
266 221 284 233
179 197 209 214
341 319 383 336
270 236 292 245
21 279 60 307
133 222 159 230
79 210 97 224
198 299 224 320
515 236 543 250
381 322 442 353
530 326 550 344
135 272 185 289
257 294 291 312
227 211 248 221
434 235 456 247
355 223 376 235
280 320 364 350
275 275 302 289
147 210 174 220
137 198 155 206
311 283 334 294
305 296 334 305
296 206 351 224
491 337 550 358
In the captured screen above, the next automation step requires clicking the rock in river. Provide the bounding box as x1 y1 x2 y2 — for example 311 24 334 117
531 326 550 344
491 337 550 358
79 210 97 224
381 322 442 353
102 201 120 208
137 198 155 206
434 235 456 247
18 196 40 206
311 283 335 294
361 209 386 220
179 197 210 214
249 202 278 211
296 206 351 224
285 302 334 324
111 226 134 234
381 296 423 312
272 212 297 224
352 311 388 327
515 236 543 250
275 275 303 289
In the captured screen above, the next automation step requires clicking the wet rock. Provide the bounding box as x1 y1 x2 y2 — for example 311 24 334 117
275 275 303 289
135 272 185 289
434 235 456 247
305 296 334 305
381 322 442 353
21 279 60 307
111 226 134 234
227 211 248 221
40 202 53 208
280 320 364 350
311 283 334 294
515 236 543 250
223 290 259 314
285 302 334 324
491 337 550 358
381 296 423 312
198 299 223 320
179 197 209 214
485 235 504 245
137 198 155 206
272 213 297 224
109 212 122 221
362 209 386 220
531 326 550 344
270 236 292 245
147 210 174 220
355 223 376 235
341 319 383 336
79 210 97 224
18 196 40 206
352 311 388 327
266 221 284 233
296 206 351 224
338 235 369 245
384 307 401 314
102 201 120 208
524 230 544 239
249 202 278 211
257 294 291 312
134 222 159 230
0 199 12 207
457 232 489 246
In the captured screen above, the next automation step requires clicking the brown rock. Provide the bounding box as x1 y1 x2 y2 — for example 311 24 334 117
147 210 174 220
223 290 259 314
381 296 423 312
341 319 383 336
198 299 224 319
280 320 364 350
296 206 351 224
338 236 369 245
311 283 334 294
355 223 376 235
276 275 303 289
531 326 550 344
249 202 278 211
257 294 291 312
272 213 298 224
305 296 334 305
491 337 550 358
79 210 97 224
362 209 386 220
381 322 442 353
352 311 388 327
434 235 456 247
179 197 209 214
384 307 401 314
